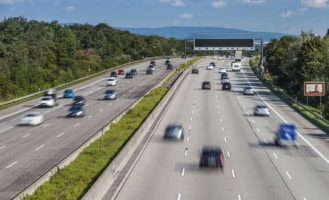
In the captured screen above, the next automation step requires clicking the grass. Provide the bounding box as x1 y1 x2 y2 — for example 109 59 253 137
22 57 202 200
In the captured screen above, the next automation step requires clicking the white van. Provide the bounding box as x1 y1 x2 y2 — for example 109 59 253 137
232 62 241 72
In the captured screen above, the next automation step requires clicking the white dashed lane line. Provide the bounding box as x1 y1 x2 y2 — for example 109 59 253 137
57 132 65 138
285 171 292 180
273 153 278 159
22 133 30 138
35 144 45 151
231 169 236 178
0 145 6 150
6 161 18 169
74 123 80 127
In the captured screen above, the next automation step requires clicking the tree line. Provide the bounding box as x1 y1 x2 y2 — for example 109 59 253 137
0 17 188 101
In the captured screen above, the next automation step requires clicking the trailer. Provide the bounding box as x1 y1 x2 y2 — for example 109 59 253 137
274 123 299 148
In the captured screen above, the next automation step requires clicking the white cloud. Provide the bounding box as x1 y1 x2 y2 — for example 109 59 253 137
240 0 265 3
280 10 294 17
212 1 226 8
301 0 329 8
160 0 185 7
179 13 193 19
64 6 75 11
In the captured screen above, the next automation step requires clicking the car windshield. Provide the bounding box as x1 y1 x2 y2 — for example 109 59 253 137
26 113 38 117
257 105 267 109
41 97 51 100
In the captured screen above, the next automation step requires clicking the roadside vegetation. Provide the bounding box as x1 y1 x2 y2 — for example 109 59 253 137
22 58 200 200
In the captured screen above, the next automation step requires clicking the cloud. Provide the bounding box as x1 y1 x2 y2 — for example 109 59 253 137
178 13 193 19
301 0 329 8
64 6 75 11
160 0 185 7
212 1 226 8
280 10 294 17
240 0 265 3
0 0 21 4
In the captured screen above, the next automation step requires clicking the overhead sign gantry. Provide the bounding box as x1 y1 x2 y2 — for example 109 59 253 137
194 38 255 51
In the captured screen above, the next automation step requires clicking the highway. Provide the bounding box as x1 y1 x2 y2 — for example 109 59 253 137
0 58 184 199
110 58 329 200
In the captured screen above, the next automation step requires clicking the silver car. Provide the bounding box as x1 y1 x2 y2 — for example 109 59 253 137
254 104 270 116
163 123 184 141
243 86 255 95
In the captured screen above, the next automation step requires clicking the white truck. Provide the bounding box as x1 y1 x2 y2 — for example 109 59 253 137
231 62 241 72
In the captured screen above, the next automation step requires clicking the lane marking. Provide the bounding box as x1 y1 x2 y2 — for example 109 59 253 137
221 127 225 132
180 168 185 176
99 108 103 112
35 144 45 151
224 137 227 143
22 133 30 138
190 117 193 121
88 115 92 118
57 132 65 138
177 193 182 200
74 123 80 127
251 119 254 123
220 118 222 123
43 123 50 127
232 169 236 178
0 145 6 150
184 148 188 157
273 153 278 159
6 161 18 168
187 136 190 142
285 171 292 179
256 128 260 133
227 151 231 158
237 194 242 200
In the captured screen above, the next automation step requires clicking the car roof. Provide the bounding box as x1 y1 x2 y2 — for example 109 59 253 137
201 146 222 153
256 104 267 108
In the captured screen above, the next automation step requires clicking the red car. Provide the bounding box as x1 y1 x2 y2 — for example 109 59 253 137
118 69 125 75
150 60 156 66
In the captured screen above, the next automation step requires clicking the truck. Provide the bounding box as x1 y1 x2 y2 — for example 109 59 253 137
231 62 241 72
274 123 298 148
39 88 58 107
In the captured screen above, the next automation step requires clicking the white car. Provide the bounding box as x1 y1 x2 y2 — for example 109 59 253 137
21 112 44 126
207 65 214 70
106 77 117 86
219 67 226 73
243 86 255 95
221 78 230 84
254 104 270 116
39 96 56 107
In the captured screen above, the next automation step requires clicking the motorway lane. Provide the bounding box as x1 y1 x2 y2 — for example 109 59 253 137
113 58 329 200
0 58 184 199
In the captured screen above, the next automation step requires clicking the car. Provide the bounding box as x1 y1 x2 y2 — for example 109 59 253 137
130 69 138 75
72 95 86 105
148 65 155 71
221 78 230 84
222 82 231 90
219 67 226 73
209 62 216 67
146 67 153 74
207 64 214 70
110 71 118 77
103 89 117 100
125 72 133 79
165 58 171 65
166 63 173 69
254 104 270 116
66 105 85 117
150 60 156 66
106 77 117 86
199 146 224 169
163 123 184 141
191 68 199 74
39 96 56 107
63 89 75 98
21 112 44 126
202 81 211 90
118 69 125 75
221 72 229 80
212 56 217 59
243 86 255 95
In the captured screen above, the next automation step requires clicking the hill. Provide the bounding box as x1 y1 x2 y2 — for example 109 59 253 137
115 26 292 42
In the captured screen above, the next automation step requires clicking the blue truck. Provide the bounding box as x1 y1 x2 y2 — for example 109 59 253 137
274 123 299 148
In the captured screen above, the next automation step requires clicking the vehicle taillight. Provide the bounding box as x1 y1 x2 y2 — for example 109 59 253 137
219 153 224 163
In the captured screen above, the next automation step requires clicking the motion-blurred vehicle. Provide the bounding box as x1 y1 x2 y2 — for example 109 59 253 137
103 89 117 100
243 86 254 95
221 72 229 80
254 104 270 116
130 69 138 75
125 72 133 79
39 96 56 107
163 123 184 141
166 63 173 69
202 81 211 89
118 69 125 75
21 112 44 126
222 82 231 90
106 77 117 86
209 62 216 67
274 123 298 147
72 95 86 106
150 60 156 66
165 58 171 65
146 67 153 74
207 64 214 70
219 67 226 73
110 71 118 77
66 105 85 118
63 89 75 98
199 146 224 169
191 68 199 74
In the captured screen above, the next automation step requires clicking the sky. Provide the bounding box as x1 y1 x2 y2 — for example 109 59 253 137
0 0 328 36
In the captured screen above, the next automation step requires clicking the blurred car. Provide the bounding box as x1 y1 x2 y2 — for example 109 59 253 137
148 65 155 71
254 104 270 116
66 105 85 118
207 64 214 70
221 73 229 80
199 146 224 169
103 89 117 100
221 78 230 84
163 123 184 141
166 63 173 69
222 82 231 90
202 81 211 90
106 77 117 86
243 86 255 95
146 67 153 74
165 58 171 65
150 60 156 66
63 89 75 98
219 67 226 73
21 112 44 126
110 71 118 77
125 72 133 79
212 56 217 59
209 62 216 67
39 96 56 107
118 69 125 75
191 68 199 74
130 69 138 75
72 95 85 105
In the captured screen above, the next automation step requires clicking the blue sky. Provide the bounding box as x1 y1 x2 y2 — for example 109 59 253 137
0 0 328 36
